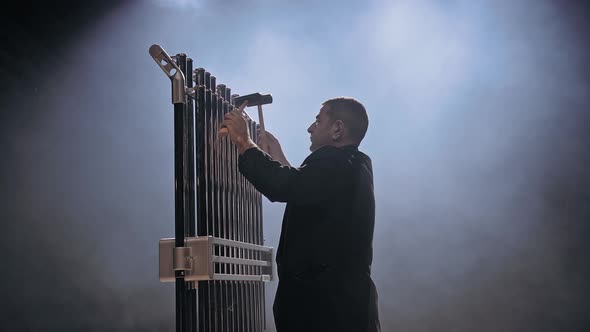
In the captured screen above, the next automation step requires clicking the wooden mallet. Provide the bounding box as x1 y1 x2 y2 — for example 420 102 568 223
232 93 273 141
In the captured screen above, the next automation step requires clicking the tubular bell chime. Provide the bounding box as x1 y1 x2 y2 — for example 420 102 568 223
149 44 274 332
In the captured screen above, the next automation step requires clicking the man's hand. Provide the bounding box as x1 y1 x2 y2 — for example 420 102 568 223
219 102 257 154
258 129 291 167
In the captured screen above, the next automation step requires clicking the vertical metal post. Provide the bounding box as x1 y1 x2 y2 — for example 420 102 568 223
172 53 189 332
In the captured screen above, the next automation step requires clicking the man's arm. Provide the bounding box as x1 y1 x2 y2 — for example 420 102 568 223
257 130 291 167
238 146 351 204
220 107 350 204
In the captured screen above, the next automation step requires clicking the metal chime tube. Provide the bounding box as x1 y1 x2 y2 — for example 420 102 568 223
230 91 239 332
221 86 233 332
212 75 221 332
207 71 213 331
259 188 265 331
231 92 239 332
239 97 246 332
201 69 213 332
217 84 228 332
249 118 256 331
194 67 206 332
216 88 223 331
185 57 197 332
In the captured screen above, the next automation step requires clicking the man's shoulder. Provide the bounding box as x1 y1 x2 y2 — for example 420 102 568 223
302 145 368 167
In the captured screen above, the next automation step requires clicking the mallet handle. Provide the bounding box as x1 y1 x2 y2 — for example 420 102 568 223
257 105 266 138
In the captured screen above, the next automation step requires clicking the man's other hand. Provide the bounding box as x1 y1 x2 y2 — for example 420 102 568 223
258 129 291 167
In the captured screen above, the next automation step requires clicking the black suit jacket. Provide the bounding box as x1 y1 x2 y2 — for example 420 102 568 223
238 144 380 332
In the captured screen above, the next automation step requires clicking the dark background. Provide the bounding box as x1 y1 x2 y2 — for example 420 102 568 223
1 0 589 331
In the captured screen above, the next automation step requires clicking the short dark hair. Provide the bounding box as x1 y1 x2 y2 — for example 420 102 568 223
322 97 369 144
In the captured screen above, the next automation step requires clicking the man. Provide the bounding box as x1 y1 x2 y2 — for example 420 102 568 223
220 97 380 332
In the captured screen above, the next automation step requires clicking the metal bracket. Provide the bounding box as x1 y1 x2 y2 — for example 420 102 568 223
173 247 193 271
160 236 274 283
148 44 186 104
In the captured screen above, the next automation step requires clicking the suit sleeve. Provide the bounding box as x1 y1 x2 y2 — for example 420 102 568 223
238 147 351 205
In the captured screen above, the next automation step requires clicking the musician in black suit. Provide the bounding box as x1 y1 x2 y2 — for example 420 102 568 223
220 97 380 332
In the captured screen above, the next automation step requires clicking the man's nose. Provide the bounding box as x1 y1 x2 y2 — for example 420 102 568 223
307 124 313 133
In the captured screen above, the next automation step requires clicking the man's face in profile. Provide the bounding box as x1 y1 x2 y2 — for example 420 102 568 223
307 105 333 152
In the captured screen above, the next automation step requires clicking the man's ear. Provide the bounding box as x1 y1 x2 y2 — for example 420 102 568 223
332 120 345 140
